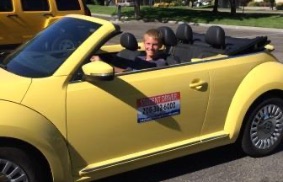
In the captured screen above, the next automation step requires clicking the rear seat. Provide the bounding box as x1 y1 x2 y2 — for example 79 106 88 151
196 25 226 57
157 26 178 55
169 23 199 64
156 26 179 64
160 24 226 65
158 25 270 66
174 24 225 62
158 23 229 65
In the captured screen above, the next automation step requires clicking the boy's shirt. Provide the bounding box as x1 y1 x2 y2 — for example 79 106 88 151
132 55 166 70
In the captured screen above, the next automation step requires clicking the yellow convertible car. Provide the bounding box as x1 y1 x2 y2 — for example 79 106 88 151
0 14 283 182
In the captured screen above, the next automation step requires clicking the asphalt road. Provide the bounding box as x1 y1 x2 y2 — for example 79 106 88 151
94 18 283 182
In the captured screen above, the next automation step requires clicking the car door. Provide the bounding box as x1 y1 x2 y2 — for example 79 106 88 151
52 0 86 16
0 0 23 45
0 0 52 45
17 0 53 43
66 63 210 173
200 55 267 136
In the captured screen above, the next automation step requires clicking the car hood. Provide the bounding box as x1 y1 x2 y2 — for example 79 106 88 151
0 68 32 103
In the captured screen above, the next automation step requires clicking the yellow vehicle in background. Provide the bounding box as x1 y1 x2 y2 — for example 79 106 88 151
0 0 90 50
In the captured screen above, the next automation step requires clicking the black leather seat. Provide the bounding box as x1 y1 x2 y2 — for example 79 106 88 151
116 32 140 61
167 25 226 64
157 26 178 54
205 26 226 49
176 23 193 44
191 25 226 58
171 23 197 63
115 32 141 69
157 26 180 65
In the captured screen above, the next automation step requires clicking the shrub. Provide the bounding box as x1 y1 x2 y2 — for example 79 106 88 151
86 0 95 4
241 0 252 6
247 1 260 6
247 1 271 7
86 0 104 5
172 0 183 6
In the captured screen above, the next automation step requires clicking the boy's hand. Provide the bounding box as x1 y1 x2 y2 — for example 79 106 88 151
90 55 100 62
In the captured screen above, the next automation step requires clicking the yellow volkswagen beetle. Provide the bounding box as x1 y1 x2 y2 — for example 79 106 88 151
0 14 282 182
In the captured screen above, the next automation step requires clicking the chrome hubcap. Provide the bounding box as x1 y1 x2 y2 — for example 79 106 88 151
0 159 28 182
250 104 283 150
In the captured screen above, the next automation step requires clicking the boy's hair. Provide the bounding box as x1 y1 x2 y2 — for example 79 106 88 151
143 29 163 45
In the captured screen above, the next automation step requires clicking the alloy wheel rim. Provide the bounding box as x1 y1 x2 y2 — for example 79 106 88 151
0 159 28 182
250 104 283 150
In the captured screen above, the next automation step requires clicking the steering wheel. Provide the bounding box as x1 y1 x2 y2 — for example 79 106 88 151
51 34 77 51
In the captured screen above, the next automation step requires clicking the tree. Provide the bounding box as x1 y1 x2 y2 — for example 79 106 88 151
134 0 141 19
241 0 252 6
212 0 219 12
265 0 275 10
190 0 196 7
229 0 237 15
213 0 237 15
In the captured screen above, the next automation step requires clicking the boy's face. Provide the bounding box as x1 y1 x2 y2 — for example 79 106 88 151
144 35 160 59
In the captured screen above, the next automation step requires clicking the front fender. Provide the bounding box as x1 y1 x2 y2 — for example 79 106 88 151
0 101 72 182
224 61 283 141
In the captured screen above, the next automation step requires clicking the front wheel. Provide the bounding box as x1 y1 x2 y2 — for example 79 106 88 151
241 97 283 157
0 147 46 182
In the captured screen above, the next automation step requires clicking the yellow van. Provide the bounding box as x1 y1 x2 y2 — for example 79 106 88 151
0 0 90 49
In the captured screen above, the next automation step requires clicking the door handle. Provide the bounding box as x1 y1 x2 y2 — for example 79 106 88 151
189 80 207 90
43 13 54 17
7 14 18 18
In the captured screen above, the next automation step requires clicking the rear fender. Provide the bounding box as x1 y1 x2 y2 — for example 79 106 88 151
224 62 283 141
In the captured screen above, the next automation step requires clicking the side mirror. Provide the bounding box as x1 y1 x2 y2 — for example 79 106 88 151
82 61 114 81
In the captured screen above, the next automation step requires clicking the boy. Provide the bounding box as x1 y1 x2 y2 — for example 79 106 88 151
133 28 166 69
91 28 166 71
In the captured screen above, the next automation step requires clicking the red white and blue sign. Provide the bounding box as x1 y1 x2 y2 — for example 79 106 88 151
137 92 181 123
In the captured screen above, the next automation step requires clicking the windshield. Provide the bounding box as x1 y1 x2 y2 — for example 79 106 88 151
3 17 101 78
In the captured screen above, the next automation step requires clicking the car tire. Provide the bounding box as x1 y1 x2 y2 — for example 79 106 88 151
241 97 283 157
0 147 45 182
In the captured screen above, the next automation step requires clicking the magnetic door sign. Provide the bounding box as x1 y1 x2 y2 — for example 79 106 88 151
137 92 181 123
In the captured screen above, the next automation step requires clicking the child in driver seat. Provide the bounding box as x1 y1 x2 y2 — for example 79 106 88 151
133 28 166 69
91 28 166 72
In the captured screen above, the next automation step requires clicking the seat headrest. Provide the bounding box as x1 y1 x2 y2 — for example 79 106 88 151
205 26 225 49
176 23 193 44
120 32 139 51
157 26 177 47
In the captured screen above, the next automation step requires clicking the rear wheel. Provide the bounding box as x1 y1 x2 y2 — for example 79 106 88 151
241 97 283 157
0 147 46 182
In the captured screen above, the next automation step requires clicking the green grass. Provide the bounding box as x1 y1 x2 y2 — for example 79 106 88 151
87 5 283 29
